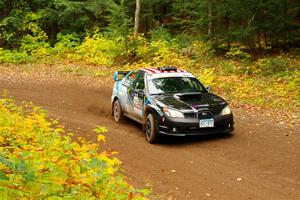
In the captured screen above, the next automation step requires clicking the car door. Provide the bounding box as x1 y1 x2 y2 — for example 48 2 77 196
121 71 145 120
121 71 136 114
131 71 145 120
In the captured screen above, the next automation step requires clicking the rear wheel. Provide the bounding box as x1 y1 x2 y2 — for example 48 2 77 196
113 99 124 122
145 113 158 143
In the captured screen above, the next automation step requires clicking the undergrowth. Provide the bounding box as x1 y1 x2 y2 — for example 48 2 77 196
0 95 149 199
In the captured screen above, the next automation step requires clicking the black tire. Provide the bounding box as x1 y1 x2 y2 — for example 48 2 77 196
113 99 124 122
224 130 234 136
145 113 158 143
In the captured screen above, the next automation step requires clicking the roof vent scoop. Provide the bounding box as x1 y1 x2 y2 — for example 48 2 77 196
158 66 177 72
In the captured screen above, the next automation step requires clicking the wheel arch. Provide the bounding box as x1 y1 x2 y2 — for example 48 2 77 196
144 107 160 143
144 104 161 124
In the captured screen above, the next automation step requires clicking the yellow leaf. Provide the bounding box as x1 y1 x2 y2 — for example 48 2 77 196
97 134 106 142
93 126 108 134
0 136 5 144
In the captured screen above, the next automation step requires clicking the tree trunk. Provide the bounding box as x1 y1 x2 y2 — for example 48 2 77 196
283 0 288 51
257 32 261 49
134 0 141 38
223 0 230 48
208 1 212 36
264 32 268 48
225 14 230 48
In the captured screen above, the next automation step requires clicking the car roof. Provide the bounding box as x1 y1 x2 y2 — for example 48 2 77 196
140 67 196 79
141 67 187 74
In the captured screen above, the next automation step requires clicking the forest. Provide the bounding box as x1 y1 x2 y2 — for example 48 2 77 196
0 0 299 51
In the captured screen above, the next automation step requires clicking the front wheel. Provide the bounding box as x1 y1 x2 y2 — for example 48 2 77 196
145 113 158 143
113 99 124 122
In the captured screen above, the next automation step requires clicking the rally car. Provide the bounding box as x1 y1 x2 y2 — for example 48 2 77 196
111 66 234 143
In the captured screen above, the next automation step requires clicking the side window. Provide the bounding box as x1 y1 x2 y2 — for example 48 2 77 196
133 72 145 90
123 71 136 87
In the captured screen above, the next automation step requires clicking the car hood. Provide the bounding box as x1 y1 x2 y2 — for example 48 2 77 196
153 92 227 114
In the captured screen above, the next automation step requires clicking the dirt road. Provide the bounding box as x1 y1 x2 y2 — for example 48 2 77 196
0 79 299 200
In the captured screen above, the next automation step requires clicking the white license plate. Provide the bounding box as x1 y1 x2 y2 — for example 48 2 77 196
199 119 214 128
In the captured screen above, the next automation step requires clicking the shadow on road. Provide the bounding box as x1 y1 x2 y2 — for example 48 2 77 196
157 133 233 146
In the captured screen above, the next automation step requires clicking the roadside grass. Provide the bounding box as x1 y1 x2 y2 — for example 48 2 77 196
214 75 299 109
60 66 87 76
60 66 108 77
0 95 149 199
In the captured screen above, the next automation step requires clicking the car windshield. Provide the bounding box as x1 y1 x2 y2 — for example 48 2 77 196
148 77 207 95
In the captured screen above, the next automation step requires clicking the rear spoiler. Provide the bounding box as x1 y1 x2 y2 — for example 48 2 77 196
113 71 130 81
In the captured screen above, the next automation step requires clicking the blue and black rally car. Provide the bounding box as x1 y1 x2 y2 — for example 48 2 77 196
111 67 234 143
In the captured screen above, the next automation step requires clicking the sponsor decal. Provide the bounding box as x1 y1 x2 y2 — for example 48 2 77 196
133 94 143 116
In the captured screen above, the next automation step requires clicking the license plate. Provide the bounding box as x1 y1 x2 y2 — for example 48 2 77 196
199 119 214 128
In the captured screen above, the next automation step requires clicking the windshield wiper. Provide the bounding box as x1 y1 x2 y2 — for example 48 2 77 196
151 93 165 95
175 92 202 96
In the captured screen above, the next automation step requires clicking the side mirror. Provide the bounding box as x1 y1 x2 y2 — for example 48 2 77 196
113 71 130 81
206 86 212 92
113 71 121 81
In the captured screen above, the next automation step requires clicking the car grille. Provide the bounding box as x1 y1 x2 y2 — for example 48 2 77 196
197 111 213 119
184 113 197 119
184 111 214 119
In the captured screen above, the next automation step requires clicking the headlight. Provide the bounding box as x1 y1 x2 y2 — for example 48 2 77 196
220 105 232 116
163 107 184 118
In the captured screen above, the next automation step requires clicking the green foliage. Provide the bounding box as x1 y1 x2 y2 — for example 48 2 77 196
150 27 172 42
0 11 51 63
198 68 216 87
256 56 294 76
0 96 149 199
1 0 298 52
52 33 80 55
74 33 125 66
0 35 50 63
0 49 30 63
225 46 252 61
106 0 132 37
219 60 236 74
190 40 215 58
204 72 300 111
20 34 50 59
18 12 50 59
286 71 300 91
132 34 190 67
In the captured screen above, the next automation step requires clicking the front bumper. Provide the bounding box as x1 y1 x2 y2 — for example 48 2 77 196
157 114 234 136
